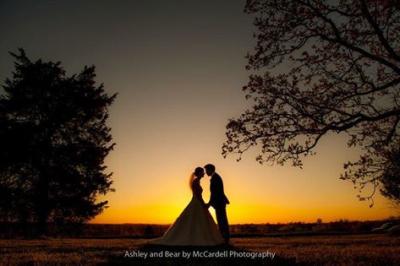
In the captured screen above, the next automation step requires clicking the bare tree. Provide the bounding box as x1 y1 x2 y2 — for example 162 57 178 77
380 149 400 207
223 0 400 205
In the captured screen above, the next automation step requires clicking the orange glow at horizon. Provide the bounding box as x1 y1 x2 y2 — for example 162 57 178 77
92 133 398 225
91 199 396 225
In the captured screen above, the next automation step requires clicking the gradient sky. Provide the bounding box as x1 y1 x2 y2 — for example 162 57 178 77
1 0 398 224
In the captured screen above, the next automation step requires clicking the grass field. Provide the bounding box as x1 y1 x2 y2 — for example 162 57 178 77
1 234 399 265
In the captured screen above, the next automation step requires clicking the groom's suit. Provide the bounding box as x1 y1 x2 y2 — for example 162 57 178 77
209 172 230 241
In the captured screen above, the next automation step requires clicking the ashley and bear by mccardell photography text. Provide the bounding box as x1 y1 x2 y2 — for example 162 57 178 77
123 250 276 260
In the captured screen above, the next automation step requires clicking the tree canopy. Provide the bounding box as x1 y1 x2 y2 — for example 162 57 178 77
0 49 116 233
223 0 400 205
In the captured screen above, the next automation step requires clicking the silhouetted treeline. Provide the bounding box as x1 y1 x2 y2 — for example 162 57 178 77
0 49 116 235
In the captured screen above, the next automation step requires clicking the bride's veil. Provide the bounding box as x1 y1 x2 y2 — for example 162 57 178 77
189 172 196 191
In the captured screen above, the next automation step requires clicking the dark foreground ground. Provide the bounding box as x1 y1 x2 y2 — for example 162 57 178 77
1 234 400 266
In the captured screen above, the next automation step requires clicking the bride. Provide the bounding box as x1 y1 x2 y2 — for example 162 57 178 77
149 167 224 246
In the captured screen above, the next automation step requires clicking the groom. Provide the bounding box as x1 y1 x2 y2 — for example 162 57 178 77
204 163 230 244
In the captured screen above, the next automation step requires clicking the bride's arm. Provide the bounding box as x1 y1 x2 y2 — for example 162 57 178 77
192 183 207 206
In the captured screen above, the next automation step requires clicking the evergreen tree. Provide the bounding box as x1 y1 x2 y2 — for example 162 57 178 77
0 49 116 234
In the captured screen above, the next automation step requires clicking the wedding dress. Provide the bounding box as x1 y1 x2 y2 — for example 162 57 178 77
149 177 224 246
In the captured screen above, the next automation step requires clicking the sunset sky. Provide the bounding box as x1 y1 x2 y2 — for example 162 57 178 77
1 0 398 224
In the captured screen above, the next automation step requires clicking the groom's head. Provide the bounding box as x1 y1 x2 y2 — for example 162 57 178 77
204 164 215 176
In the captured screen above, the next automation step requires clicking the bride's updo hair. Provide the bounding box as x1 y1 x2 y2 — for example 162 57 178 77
189 167 204 188
194 167 204 178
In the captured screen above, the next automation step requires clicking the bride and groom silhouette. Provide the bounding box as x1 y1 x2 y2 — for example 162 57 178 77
150 164 230 246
